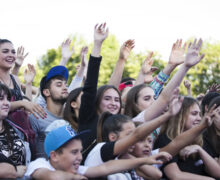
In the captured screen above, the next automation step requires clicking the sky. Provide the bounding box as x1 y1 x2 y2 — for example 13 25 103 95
1 0 220 66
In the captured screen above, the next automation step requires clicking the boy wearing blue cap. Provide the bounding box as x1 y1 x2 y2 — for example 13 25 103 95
25 125 168 180
29 65 69 159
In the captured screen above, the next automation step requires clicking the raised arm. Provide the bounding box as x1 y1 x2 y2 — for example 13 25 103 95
24 64 36 100
144 38 205 122
78 23 108 132
150 39 186 99
160 110 214 156
59 38 74 66
184 79 192 96
135 52 154 85
108 39 135 87
114 92 183 155
12 46 29 76
68 46 88 92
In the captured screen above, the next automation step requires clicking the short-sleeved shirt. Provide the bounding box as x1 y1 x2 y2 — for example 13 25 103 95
29 107 63 158
25 158 88 177
85 142 116 167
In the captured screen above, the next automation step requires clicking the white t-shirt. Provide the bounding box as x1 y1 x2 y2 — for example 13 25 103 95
84 142 106 166
25 158 88 177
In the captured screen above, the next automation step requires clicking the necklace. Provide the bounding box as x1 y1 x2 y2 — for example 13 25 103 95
0 76 12 88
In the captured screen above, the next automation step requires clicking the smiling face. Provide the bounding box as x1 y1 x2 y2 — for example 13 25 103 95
0 42 16 70
98 88 121 115
54 139 83 174
184 103 202 130
132 135 153 157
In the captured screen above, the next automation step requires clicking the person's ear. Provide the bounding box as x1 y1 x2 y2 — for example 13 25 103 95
108 132 118 141
43 89 50 97
71 101 77 109
50 151 58 162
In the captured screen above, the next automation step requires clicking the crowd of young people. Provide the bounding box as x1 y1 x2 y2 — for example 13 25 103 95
0 23 219 180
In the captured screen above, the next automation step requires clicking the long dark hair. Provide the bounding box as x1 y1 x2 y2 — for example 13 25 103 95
207 96 220 155
0 83 14 153
95 85 122 114
97 112 131 143
0 39 12 46
124 84 151 117
63 87 83 131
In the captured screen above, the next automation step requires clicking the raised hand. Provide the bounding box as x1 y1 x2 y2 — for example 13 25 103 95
184 38 205 68
80 46 88 67
203 103 216 127
94 23 109 44
119 39 135 60
75 64 81 74
16 46 29 67
169 39 186 67
144 66 158 84
208 83 220 93
60 38 74 66
24 64 36 84
168 88 184 116
141 52 154 74
184 80 191 90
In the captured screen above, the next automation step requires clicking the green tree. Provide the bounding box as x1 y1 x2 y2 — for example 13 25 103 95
181 39 220 96
18 36 219 97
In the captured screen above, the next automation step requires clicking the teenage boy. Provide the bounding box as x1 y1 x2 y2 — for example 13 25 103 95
25 125 170 180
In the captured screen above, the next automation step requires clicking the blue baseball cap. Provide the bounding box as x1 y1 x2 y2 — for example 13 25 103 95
44 125 90 157
46 65 69 82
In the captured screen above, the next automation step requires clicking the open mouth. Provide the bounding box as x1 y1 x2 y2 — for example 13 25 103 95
142 149 151 155
5 58 15 64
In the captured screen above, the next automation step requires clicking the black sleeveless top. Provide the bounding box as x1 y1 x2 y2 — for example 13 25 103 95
10 74 23 101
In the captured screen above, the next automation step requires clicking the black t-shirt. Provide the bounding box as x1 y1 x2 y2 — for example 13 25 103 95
203 131 220 180
101 141 117 162
203 130 219 158
154 133 207 179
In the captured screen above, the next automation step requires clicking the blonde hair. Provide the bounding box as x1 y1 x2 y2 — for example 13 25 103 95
160 96 203 146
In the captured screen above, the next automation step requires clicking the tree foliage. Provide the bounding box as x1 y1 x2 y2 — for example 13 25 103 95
18 35 219 97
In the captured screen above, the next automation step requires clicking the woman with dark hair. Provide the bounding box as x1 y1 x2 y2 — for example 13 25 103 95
78 23 123 161
0 83 30 179
203 96 220 179
154 96 217 179
84 110 174 179
95 85 121 115
63 87 83 131
0 39 45 118
124 84 154 118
